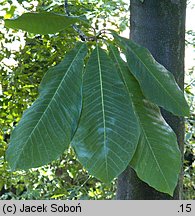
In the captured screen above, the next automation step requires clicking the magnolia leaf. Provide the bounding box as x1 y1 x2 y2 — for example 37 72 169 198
108 45 181 195
6 42 87 170
72 45 140 183
112 33 189 117
5 12 87 34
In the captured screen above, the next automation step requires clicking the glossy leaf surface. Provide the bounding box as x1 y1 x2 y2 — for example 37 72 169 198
72 45 140 183
112 33 189 117
109 45 181 195
6 42 87 170
5 12 86 34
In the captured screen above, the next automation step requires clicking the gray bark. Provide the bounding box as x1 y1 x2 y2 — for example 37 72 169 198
116 0 186 199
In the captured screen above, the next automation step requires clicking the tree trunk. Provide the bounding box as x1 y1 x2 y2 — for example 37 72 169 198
116 0 186 200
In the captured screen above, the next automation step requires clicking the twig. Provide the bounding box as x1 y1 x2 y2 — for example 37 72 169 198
64 0 70 16
64 0 88 41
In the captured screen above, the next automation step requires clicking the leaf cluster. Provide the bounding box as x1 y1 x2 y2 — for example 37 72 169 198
1 1 192 197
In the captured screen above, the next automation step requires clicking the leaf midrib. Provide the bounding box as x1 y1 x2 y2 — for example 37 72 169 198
97 46 109 182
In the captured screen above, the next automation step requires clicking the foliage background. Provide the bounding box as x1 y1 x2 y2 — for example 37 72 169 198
0 0 194 199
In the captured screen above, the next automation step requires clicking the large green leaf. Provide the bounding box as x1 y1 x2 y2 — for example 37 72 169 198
6 42 87 170
72 45 140 183
109 45 181 195
4 12 87 34
112 33 189 117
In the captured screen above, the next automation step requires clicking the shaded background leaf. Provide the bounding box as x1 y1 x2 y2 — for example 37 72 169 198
4 12 87 34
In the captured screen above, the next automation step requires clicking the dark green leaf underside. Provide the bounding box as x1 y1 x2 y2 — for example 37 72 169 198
72 45 140 183
112 33 189 117
109 45 181 195
6 42 87 170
